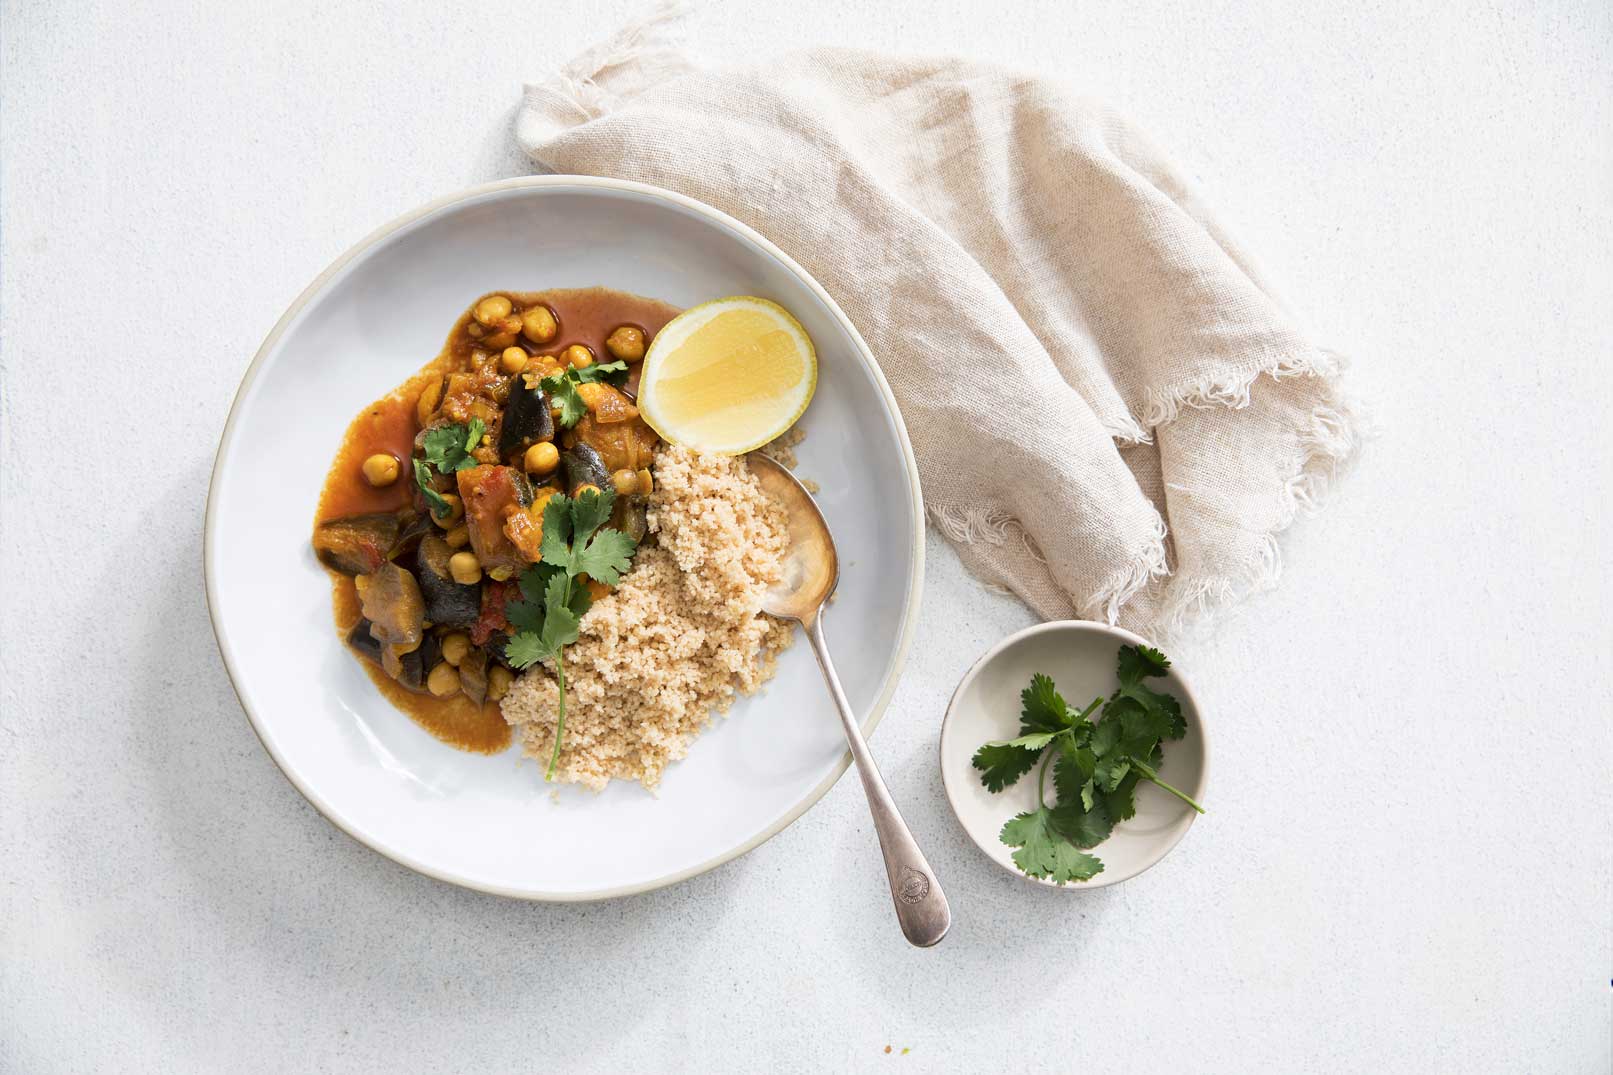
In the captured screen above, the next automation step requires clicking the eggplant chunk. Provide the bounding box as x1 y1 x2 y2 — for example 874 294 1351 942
345 618 384 665
393 633 440 693
415 535 481 629
387 510 433 563
485 630 516 671
459 647 489 706
497 377 554 458
314 513 402 575
354 562 425 650
610 494 648 543
562 442 611 495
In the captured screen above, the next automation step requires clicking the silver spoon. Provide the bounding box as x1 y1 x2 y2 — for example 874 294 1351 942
748 454 951 947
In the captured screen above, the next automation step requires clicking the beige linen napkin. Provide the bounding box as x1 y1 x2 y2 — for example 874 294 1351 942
516 7 1358 637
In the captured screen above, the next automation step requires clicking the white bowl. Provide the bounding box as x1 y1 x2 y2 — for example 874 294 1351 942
939 621 1209 889
205 177 924 900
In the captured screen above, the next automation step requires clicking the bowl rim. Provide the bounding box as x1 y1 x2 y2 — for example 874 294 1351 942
938 619 1211 890
203 174 926 901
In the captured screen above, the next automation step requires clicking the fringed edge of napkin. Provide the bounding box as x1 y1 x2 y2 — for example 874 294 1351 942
1127 350 1361 639
932 348 1360 639
519 0 691 129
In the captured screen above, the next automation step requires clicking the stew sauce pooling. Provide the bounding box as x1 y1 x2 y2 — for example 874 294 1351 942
313 287 680 752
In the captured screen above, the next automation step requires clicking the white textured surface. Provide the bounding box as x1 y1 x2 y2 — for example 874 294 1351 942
2 2 1609 1071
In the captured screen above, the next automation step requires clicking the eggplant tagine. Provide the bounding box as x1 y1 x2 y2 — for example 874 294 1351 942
312 287 807 789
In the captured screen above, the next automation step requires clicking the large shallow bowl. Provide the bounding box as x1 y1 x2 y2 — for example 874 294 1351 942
206 176 923 900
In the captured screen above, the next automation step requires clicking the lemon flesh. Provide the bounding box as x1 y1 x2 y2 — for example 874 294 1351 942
638 297 817 455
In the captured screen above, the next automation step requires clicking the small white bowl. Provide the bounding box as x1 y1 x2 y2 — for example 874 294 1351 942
939 621 1209 889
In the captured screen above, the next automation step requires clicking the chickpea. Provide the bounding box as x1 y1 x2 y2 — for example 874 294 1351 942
636 467 653 495
487 664 514 703
574 483 602 499
426 661 461 698
488 565 514 582
610 469 638 495
521 305 558 344
440 632 472 667
448 550 482 585
416 378 444 427
431 493 464 528
361 453 399 487
524 441 560 475
499 347 529 375
605 325 646 362
563 344 593 370
474 294 513 326
444 524 470 549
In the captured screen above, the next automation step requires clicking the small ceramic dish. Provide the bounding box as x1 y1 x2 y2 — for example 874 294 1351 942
939 620 1209 889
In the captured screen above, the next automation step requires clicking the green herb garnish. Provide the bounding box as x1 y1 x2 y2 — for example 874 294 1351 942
540 361 629 428
413 418 485 517
503 486 640 780
972 644 1204 884
412 459 452 519
422 417 485 473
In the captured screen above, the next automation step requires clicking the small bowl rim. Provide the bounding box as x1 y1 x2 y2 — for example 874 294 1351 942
938 619 1211 891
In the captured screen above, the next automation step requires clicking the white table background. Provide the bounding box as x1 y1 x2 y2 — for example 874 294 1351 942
3 2 1609 1072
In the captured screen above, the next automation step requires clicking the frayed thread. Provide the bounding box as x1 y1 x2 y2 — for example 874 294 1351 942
521 0 691 122
932 504 1018 549
1077 511 1171 626
1136 348 1342 430
928 358 1361 640
1152 387 1362 639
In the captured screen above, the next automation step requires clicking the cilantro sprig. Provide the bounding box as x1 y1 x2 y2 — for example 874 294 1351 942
971 644 1204 885
503 486 640 780
540 361 629 428
412 418 485 517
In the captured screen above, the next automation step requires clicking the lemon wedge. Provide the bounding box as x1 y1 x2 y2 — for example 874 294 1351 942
637 296 817 455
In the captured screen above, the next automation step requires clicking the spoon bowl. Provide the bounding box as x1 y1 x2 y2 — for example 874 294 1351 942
749 455 839 622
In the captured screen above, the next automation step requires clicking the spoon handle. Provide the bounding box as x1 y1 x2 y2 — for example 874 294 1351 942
805 613 951 947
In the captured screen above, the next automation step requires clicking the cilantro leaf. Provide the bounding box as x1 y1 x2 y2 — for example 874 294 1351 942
413 459 452 518
1089 714 1123 757
1117 643 1170 686
971 742 1042 793
539 494 575 567
504 632 549 670
1117 681 1186 739
1102 770 1140 823
574 359 629 385
1093 754 1132 793
1053 741 1088 803
1109 694 1172 751
517 561 564 604
539 363 628 429
1050 798 1114 849
504 594 546 636
574 528 638 587
501 486 642 780
1000 808 1104 884
566 582 594 621
568 486 615 546
422 420 483 474
1020 673 1068 733
536 571 582 653
541 374 588 428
